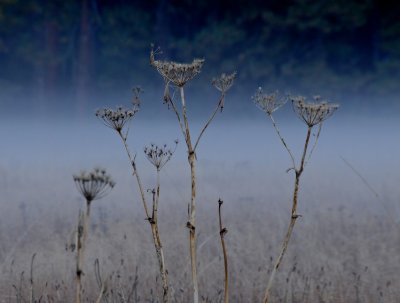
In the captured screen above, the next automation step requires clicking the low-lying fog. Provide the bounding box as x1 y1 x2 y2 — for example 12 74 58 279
0 93 399 301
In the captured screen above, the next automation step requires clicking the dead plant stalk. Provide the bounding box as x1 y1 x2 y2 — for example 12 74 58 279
150 48 235 303
218 199 229 303
253 92 338 303
73 168 115 303
262 125 311 303
96 96 172 303
118 130 170 303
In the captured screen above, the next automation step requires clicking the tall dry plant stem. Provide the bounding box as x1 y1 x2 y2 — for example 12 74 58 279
151 48 235 303
75 202 90 303
262 126 311 303
96 94 174 302
118 131 151 219
117 130 170 303
253 91 338 303
178 85 231 303
73 168 114 303
218 199 229 303
29 253 36 303
179 86 199 303
151 170 169 302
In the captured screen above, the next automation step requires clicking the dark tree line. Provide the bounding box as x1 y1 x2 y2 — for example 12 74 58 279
0 0 399 111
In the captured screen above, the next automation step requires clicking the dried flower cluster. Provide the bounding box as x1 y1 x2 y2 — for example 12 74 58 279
144 141 178 171
212 72 237 94
253 87 287 115
291 96 339 127
73 168 115 202
150 48 204 87
95 106 138 132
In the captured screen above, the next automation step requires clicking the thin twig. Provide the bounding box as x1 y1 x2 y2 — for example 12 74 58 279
117 130 151 219
75 211 84 303
304 122 323 168
168 86 187 140
193 94 224 151
269 114 296 170
29 253 36 303
340 156 379 198
218 199 229 303
94 259 107 303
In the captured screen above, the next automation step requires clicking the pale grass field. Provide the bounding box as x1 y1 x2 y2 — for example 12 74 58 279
0 116 399 302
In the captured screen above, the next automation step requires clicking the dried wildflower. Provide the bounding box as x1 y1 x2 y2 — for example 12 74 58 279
95 106 137 132
150 48 204 87
291 95 339 127
212 72 236 94
144 140 178 171
253 87 287 115
73 168 115 202
211 72 237 112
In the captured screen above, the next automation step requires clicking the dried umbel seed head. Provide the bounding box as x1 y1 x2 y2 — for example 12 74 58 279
73 168 115 202
212 72 236 94
144 140 178 171
291 95 339 127
150 48 204 87
95 106 138 132
253 87 287 115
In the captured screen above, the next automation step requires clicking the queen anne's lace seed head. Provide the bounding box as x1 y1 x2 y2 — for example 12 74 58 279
73 168 115 202
291 95 339 127
144 140 178 171
150 48 204 87
95 106 138 132
212 72 236 94
253 87 287 115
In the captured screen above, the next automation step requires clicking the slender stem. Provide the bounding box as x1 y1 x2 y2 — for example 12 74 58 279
218 200 229 303
150 224 169 303
29 253 36 303
193 94 224 151
154 170 161 223
298 127 312 175
117 131 151 219
269 114 296 170
180 87 193 150
168 91 187 140
152 169 170 302
304 123 322 168
180 86 199 303
76 201 91 303
95 283 105 303
262 126 312 303
117 131 170 302
75 218 82 303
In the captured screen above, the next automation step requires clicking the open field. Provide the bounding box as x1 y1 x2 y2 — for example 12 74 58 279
0 114 399 302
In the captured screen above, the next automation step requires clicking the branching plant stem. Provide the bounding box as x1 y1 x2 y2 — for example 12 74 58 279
117 131 169 303
268 114 296 170
194 94 224 151
262 125 312 303
165 84 224 303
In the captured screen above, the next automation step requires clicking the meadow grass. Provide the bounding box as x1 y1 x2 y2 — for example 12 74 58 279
0 155 399 302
